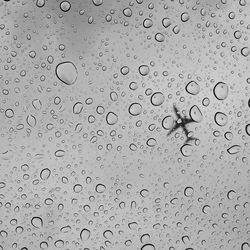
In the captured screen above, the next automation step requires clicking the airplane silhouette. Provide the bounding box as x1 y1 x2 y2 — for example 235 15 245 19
167 105 198 144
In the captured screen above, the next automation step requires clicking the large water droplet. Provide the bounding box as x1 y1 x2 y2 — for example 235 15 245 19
56 61 78 85
162 115 174 130
106 112 118 125
151 92 165 106
227 145 241 155
214 112 228 126
213 82 228 100
31 217 43 228
180 144 193 157
189 105 203 122
129 103 142 116
185 81 200 95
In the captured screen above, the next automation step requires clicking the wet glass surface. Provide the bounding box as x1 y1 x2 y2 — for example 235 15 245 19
0 0 250 249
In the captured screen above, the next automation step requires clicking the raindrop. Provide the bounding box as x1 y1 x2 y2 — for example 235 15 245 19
31 217 43 228
202 205 211 214
40 168 51 180
80 228 91 241
32 99 42 110
73 102 83 114
185 81 200 95
227 145 241 155
227 190 236 200
150 92 165 106
146 138 157 147
120 66 130 75
106 112 118 125
189 105 203 122
139 65 150 76
162 115 174 130
129 103 142 116
92 0 103 6
245 124 250 136
180 144 193 157
26 115 37 127
60 1 71 12
162 18 171 28
181 12 190 22
129 81 138 90
155 33 165 42
141 243 156 250
241 242 250 250
213 82 228 100
95 184 106 193
241 47 250 57
36 0 45 7
5 109 14 118
184 187 194 197
55 150 65 157
123 7 132 17
143 18 153 28
56 61 78 85
214 112 228 126
140 189 149 197
73 184 83 193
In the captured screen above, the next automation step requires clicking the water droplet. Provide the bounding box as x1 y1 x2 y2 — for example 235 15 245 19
120 66 130 75
241 47 250 57
227 145 241 154
162 115 174 130
5 108 14 118
73 184 83 193
213 82 228 100
241 242 250 250
185 81 200 95
140 189 149 197
143 18 153 28
214 112 228 126
180 144 193 157
73 102 83 114
151 92 165 106
80 228 91 241
184 186 194 197
227 190 236 200
162 18 171 28
26 115 37 127
92 0 103 6
141 243 156 250
129 103 142 116
60 1 71 12
36 0 45 7
146 138 157 147
31 217 43 228
95 183 106 193
40 168 51 180
56 61 78 85
139 65 150 76
202 205 211 214
32 99 42 110
123 7 132 17
106 112 118 125
181 12 190 22
245 124 250 136
189 105 203 122
129 81 138 90
155 32 165 42
55 150 65 157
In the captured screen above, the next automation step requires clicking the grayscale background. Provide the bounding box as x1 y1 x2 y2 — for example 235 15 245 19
0 0 250 249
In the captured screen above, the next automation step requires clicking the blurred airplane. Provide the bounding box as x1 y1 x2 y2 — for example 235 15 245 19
167 105 198 144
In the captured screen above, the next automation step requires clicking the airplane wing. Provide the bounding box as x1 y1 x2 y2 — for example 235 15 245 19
173 105 181 119
167 121 180 136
